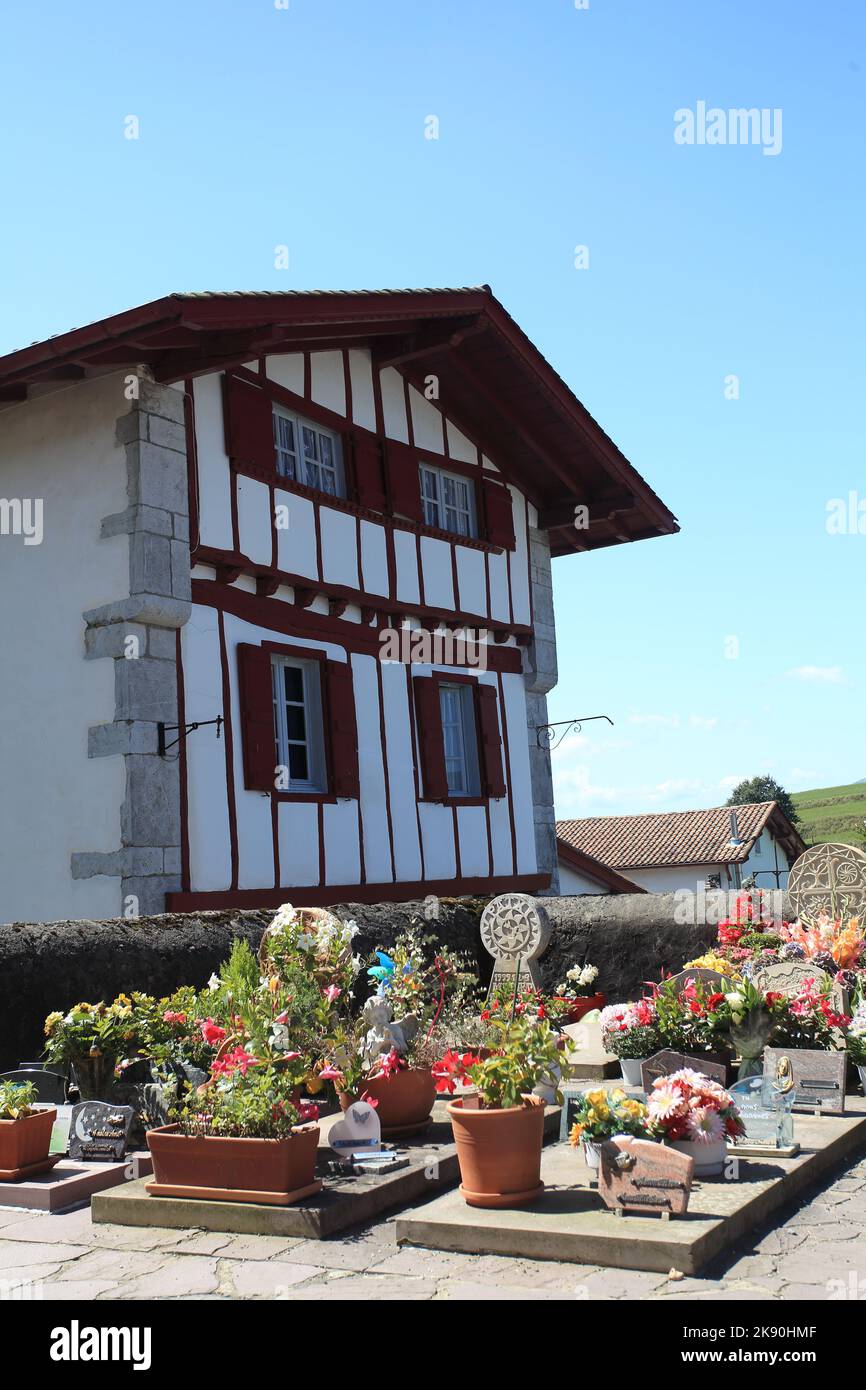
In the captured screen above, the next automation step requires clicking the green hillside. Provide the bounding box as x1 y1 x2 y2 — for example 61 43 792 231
792 781 866 847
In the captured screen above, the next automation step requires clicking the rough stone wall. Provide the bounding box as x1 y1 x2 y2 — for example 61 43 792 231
524 525 559 893
0 890 787 1071
72 375 191 916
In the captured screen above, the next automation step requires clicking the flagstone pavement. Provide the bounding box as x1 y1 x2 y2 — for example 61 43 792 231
1 1146 865 1302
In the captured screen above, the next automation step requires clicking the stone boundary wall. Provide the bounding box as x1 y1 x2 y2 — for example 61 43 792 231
0 891 790 1071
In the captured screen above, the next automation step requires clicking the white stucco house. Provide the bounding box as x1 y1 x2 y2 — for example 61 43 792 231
557 801 806 895
0 287 677 923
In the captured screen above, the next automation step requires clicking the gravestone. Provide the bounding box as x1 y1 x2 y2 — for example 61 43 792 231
763 1048 846 1115
750 958 850 1017
640 1049 727 1092
597 1136 694 1219
480 892 551 992
787 842 866 924
728 1075 798 1156
68 1101 134 1162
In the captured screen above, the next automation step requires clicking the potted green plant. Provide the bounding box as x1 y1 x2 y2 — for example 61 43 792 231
0 1080 58 1181
43 996 140 1099
567 1086 649 1169
433 1014 564 1208
146 1057 320 1205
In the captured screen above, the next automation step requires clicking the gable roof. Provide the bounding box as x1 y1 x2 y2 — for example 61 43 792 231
0 286 678 558
556 801 807 872
556 839 645 893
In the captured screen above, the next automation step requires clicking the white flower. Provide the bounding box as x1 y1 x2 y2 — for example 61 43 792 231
296 933 316 953
207 974 220 992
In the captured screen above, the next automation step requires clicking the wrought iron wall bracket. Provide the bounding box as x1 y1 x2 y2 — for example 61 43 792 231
157 716 223 758
535 714 613 751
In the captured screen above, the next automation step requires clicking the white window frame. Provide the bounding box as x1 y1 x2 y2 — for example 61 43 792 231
271 654 327 793
272 405 345 498
419 463 477 538
439 681 481 797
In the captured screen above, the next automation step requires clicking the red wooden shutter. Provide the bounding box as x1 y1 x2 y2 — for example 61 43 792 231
481 476 516 549
324 659 360 798
223 374 275 473
347 430 387 512
475 684 507 798
237 643 277 791
413 676 449 800
384 440 424 522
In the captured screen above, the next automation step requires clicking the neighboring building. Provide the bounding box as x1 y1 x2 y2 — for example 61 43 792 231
556 840 644 895
557 801 806 894
0 287 677 922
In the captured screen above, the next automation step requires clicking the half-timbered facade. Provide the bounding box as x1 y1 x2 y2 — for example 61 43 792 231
0 288 677 922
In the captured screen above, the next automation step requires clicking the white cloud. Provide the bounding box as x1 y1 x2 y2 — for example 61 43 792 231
786 665 846 685
689 715 718 731
628 713 680 729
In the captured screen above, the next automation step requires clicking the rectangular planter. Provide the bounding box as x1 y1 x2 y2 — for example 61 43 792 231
145 1123 322 1206
0 1107 58 1180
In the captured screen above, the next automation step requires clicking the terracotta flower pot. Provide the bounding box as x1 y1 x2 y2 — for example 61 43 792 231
447 1099 545 1208
559 993 607 1025
0 1107 58 1180
340 1067 435 1138
145 1123 321 1205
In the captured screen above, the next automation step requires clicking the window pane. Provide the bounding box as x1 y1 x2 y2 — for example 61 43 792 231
289 745 308 781
283 666 303 703
285 705 306 741
319 435 333 468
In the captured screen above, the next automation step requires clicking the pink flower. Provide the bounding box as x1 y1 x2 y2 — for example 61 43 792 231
324 985 342 1004
200 1018 227 1045
686 1107 724 1145
298 1101 320 1123
318 1064 344 1082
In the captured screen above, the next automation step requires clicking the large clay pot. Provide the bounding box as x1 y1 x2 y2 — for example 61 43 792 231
0 1107 57 1180
558 993 607 1025
146 1123 321 1205
340 1068 435 1138
447 1099 545 1208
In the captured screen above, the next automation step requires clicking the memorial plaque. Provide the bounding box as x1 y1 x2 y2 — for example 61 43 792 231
68 1101 134 1162
763 1048 846 1115
328 1100 383 1159
750 959 850 1017
788 841 866 924
640 1049 727 1092
728 1074 798 1156
597 1136 693 1218
480 892 550 992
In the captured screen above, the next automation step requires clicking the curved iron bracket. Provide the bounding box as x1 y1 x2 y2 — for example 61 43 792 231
535 713 613 751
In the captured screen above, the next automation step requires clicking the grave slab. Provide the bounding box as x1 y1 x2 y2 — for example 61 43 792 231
91 1103 561 1239
0 1152 152 1213
396 1097 866 1275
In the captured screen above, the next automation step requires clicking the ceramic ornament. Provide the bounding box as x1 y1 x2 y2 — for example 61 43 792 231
328 1100 382 1157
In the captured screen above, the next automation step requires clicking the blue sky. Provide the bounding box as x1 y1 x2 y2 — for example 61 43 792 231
2 0 863 817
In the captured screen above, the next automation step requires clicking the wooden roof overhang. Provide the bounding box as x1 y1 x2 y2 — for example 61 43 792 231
0 287 678 557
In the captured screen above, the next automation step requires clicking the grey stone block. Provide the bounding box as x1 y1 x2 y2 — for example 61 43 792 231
115 658 178 724
138 379 186 425
130 530 174 599
173 511 190 543
85 623 147 661
163 847 182 875
170 538 192 602
127 440 188 515
101 506 174 540
147 626 178 661
146 414 186 454
88 722 132 758
122 755 180 846
120 875 181 918
83 595 192 629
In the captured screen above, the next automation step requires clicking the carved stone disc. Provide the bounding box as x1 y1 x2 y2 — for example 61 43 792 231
480 893 550 987
787 842 866 923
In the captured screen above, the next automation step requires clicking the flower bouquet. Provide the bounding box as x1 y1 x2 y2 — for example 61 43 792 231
43 996 140 1099
552 964 605 1023
646 1068 745 1175
599 999 662 1084
567 1086 648 1170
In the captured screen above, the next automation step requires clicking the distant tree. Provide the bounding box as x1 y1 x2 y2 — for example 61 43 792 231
725 775 800 826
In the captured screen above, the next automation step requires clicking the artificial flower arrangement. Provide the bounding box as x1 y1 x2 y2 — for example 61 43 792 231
599 999 662 1081
43 996 140 1099
567 1087 648 1168
433 1015 566 1208
776 913 864 978
645 1068 745 1175
681 952 740 978
554 963 600 999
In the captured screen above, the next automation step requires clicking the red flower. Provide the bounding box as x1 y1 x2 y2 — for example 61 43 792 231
706 993 725 1011
432 1049 479 1094
298 1101 320 1123
200 1018 227 1045
162 1011 187 1025
211 1046 259 1077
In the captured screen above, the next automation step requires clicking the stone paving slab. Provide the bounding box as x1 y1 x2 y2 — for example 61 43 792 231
92 1108 561 1239
396 1097 866 1276
0 1152 153 1213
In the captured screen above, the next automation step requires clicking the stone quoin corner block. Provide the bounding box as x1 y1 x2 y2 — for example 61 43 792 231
78 374 191 916
525 526 559 894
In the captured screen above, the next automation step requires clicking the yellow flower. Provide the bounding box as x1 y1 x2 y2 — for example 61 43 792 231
569 1122 584 1146
304 1073 324 1095
586 1088 608 1107
44 1012 62 1035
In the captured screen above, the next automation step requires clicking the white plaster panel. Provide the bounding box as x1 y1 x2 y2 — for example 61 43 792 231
237 475 272 566
183 609 234 893
320 507 359 588
359 519 390 597
348 350 377 431
193 373 234 551
445 420 477 464
278 802 321 888
418 803 457 881
276 488 318 580
457 804 490 878
510 487 531 626
487 548 511 623
323 800 361 886
266 354 305 397
420 535 454 610
455 546 487 619
500 673 536 874
380 663 422 881
353 653 393 884
379 368 409 442
393 529 420 605
409 385 445 453
310 351 346 417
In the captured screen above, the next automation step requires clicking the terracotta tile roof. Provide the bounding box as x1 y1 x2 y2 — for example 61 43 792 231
556 801 805 871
